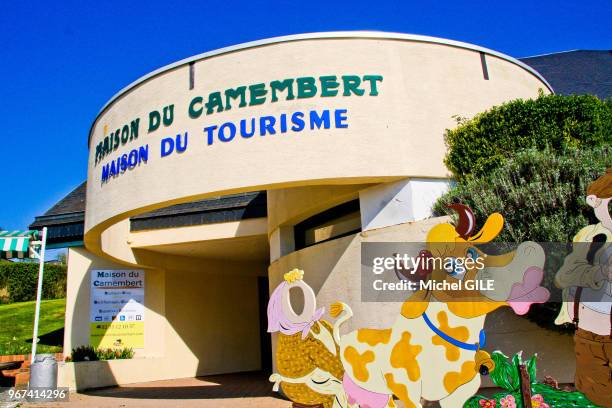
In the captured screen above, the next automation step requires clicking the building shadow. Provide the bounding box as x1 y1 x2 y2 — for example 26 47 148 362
79 371 286 400
27 327 64 347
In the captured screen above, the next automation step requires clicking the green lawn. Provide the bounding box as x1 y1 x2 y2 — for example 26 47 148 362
0 299 65 355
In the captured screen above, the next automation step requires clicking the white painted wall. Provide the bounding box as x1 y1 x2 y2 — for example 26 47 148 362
359 178 451 231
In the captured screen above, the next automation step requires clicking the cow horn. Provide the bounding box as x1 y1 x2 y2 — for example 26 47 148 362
447 203 476 239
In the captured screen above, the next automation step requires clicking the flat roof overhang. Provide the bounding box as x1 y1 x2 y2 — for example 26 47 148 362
129 218 269 263
30 190 268 255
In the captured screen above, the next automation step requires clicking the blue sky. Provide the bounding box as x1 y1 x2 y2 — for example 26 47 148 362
0 0 610 231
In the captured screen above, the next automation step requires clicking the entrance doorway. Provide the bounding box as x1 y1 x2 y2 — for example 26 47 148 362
257 276 272 373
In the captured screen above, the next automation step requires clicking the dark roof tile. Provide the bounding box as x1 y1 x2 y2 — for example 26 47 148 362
520 50 612 99
43 182 87 216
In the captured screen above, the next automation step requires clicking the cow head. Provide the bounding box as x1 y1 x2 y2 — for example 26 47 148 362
401 204 549 319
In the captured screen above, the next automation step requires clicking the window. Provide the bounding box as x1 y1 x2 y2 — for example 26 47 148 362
294 199 361 250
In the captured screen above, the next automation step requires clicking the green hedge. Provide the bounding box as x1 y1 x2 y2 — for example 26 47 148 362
437 93 611 333
434 146 610 333
0 262 67 303
444 93 612 179
434 145 611 243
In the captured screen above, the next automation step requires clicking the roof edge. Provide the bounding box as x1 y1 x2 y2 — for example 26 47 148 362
520 49 581 59
87 30 554 148
30 211 85 229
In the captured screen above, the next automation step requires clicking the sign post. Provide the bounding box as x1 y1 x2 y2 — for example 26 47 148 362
31 227 48 363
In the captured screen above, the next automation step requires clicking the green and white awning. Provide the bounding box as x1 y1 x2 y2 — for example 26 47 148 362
0 230 39 259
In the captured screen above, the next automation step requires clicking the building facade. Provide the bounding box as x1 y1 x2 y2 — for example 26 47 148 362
33 32 583 390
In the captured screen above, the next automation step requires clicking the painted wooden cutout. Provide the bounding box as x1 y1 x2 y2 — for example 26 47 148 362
331 206 548 408
268 206 551 407
554 168 612 407
268 269 348 408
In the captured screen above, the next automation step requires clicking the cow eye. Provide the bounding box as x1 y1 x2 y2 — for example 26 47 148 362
445 257 466 280
467 247 478 260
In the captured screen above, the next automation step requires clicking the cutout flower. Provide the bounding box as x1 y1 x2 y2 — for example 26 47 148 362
284 268 304 283
531 394 549 408
500 394 516 408
479 399 496 408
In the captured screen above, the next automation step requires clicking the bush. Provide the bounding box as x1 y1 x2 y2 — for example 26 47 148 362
444 93 611 179
466 351 598 407
0 262 67 303
434 145 611 243
435 143 610 333
95 347 135 360
70 345 134 362
70 345 98 362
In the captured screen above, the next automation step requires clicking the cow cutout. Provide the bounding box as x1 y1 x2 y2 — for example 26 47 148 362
332 205 549 408
268 206 550 408
268 269 349 408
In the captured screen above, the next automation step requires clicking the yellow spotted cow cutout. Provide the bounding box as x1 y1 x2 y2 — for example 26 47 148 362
331 205 549 408
268 206 550 408
268 269 348 408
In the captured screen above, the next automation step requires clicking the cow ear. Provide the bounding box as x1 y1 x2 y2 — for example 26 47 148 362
401 290 431 319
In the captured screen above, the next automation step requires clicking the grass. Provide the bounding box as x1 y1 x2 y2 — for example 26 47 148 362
0 298 65 355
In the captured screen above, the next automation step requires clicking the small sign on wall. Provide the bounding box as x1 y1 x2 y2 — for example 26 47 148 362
89 269 145 349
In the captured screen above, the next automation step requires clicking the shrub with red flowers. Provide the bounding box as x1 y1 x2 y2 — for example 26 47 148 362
464 351 600 408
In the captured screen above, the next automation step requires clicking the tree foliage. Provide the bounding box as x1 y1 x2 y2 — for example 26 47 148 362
434 145 611 243
0 262 66 303
444 93 612 179
436 93 611 333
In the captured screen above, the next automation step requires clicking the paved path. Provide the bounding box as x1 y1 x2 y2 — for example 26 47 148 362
17 371 542 408
24 372 291 408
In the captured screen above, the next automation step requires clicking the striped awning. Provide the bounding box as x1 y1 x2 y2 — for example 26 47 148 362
0 230 39 259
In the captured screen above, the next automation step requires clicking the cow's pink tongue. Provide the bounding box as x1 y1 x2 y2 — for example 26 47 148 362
507 266 550 315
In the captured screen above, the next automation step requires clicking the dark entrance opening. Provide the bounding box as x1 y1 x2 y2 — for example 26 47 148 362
257 276 272 374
